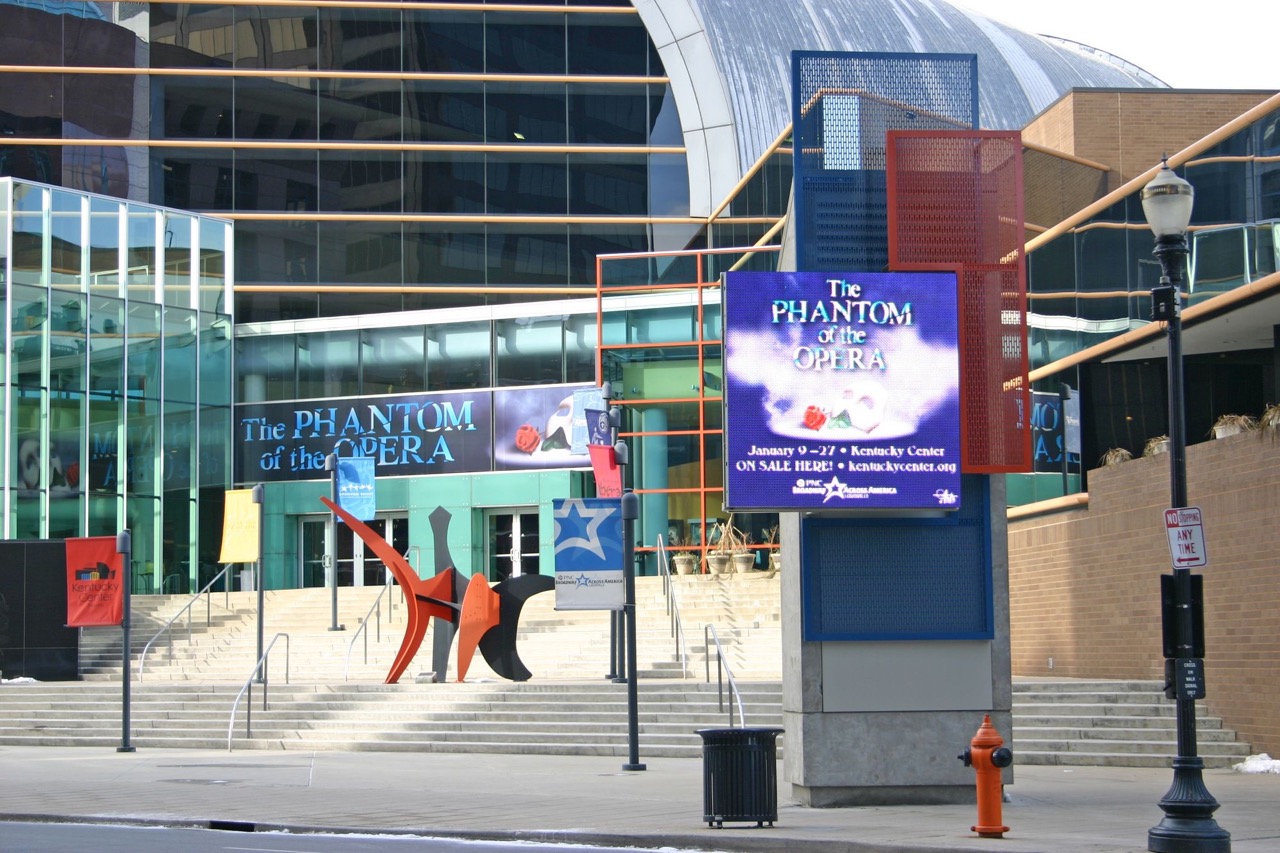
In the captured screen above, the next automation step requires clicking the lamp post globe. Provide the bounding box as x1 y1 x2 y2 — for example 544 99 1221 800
1142 159 1230 853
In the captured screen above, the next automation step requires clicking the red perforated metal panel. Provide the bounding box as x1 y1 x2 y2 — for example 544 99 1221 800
886 132 1030 473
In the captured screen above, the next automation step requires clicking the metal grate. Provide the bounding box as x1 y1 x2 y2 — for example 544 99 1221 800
800 476 993 641
791 51 978 273
886 132 1030 473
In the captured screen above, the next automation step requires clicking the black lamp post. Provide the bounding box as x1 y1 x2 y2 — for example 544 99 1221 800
1142 159 1231 853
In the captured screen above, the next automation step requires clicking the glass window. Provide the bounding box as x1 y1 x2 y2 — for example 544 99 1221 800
319 150 402 212
126 204 159 304
363 326 426 394
126 405 161 499
236 335 296 402
158 150 235 211
50 190 84 291
496 317 563 386
486 84 567 144
319 79 403 141
1192 227 1249 298
405 224 485 285
88 196 122 294
157 79 233 139
319 6 402 71
163 214 193 307
234 220 319 286
164 306 199 404
405 151 484 213
200 406 232 490
87 392 122 495
487 155 567 214
50 294 86 394
199 315 232 408
234 77 318 140
318 220 402 284
486 16 566 75
11 387 43 537
567 19 648 75
297 329 360 399
404 81 484 142
252 9 319 70
406 14 482 72
127 301 161 403
487 225 569 287
1186 160 1247 226
232 151 318 211
198 218 228 314
569 224 648 284
163 402 196 492
569 154 647 214
12 182 45 287
11 284 47 390
89 294 125 397
568 84 650 144
565 313 597 383
428 321 491 391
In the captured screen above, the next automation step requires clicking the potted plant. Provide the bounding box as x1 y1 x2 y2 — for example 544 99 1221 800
668 536 697 576
762 525 779 575
1099 447 1133 466
1143 435 1170 457
707 516 752 574
1210 413 1256 438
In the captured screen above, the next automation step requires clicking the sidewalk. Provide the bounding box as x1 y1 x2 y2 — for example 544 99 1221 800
1 746 1277 852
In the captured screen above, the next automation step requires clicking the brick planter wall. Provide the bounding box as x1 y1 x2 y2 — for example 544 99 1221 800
1009 428 1280 755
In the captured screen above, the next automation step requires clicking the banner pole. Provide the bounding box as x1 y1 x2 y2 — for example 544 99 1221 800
116 529 135 753
252 484 266 681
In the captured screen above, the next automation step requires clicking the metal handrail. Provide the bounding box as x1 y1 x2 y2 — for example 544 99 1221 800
655 535 689 677
226 632 290 751
704 624 747 727
343 575 398 681
138 565 233 681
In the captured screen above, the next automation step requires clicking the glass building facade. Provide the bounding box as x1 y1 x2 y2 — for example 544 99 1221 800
1015 101 1280 504
3 0 1273 588
1 177 234 593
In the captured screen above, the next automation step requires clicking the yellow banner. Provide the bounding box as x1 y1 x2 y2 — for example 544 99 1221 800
218 488 260 563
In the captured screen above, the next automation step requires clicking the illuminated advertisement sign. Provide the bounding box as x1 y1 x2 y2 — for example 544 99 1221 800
723 271 962 511
237 384 601 483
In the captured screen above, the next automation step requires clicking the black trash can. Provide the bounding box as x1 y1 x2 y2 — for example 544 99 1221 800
696 726 784 828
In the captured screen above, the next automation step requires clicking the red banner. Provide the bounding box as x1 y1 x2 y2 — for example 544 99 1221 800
588 444 622 498
65 536 124 627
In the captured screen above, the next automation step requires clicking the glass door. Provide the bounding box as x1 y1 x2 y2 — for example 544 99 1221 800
358 515 408 586
487 509 540 581
299 517 327 588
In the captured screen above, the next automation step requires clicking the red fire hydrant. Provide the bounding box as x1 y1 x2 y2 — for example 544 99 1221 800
958 714 1013 838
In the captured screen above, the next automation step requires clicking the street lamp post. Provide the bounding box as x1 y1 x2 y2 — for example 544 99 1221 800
1142 159 1230 853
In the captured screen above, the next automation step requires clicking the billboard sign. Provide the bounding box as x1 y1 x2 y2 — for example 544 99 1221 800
723 270 961 510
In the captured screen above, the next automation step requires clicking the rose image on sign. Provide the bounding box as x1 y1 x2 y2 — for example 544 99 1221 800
515 424 541 454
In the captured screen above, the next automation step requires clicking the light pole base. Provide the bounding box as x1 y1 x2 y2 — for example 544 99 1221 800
1148 757 1231 853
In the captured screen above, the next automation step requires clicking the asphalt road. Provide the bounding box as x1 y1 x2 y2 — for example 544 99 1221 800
0 822 724 853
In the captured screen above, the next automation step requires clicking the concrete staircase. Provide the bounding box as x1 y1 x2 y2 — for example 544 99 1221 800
1012 679 1251 769
0 573 1254 767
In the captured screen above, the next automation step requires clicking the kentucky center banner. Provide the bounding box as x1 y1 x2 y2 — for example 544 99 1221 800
553 497 624 611
65 536 124 627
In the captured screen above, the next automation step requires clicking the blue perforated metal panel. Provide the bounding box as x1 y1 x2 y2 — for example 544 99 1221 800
792 51 978 273
800 475 993 641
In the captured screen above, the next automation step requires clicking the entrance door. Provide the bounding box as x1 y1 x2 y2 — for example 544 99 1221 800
299 514 408 588
358 516 408 586
299 518 327 588
487 509 540 582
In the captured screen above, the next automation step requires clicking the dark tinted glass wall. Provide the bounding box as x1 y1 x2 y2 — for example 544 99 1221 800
137 2 689 321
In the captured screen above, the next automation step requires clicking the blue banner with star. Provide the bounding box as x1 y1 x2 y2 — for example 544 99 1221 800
552 497 624 611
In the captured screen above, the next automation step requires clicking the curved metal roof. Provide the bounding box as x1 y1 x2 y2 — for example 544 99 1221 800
635 0 1163 213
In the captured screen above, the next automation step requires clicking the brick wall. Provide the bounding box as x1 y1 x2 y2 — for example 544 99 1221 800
1022 90 1273 189
1009 428 1280 755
